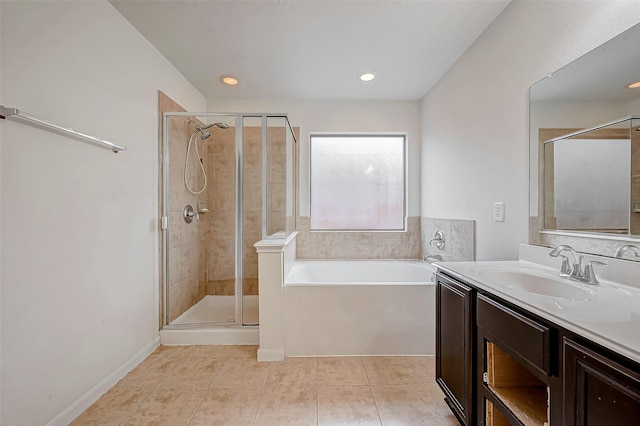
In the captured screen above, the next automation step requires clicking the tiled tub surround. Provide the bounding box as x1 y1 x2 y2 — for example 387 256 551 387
295 216 421 259
421 217 475 261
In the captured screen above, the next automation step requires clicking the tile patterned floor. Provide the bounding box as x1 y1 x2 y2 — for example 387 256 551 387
71 345 459 426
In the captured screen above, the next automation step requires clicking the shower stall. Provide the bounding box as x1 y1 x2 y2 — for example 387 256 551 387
161 112 297 336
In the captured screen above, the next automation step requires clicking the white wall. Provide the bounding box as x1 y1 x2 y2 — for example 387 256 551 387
207 99 422 218
421 1 640 261
0 2 206 425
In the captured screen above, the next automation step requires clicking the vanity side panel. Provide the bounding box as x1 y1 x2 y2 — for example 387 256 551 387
436 272 475 425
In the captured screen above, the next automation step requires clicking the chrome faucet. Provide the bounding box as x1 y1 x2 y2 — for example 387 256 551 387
614 244 640 259
549 245 606 284
423 254 443 263
549 245 580 278
429 230 445 250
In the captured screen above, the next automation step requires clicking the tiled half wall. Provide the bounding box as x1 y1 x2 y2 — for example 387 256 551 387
421 217 476 261
296 216 421 259
530 216 640 261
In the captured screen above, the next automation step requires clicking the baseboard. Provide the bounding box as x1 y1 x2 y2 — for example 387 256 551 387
46 336 161 426
257 347 285 362
160 327 259 345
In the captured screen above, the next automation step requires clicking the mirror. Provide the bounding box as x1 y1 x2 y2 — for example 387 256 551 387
541 117 639 235
530 23 640 250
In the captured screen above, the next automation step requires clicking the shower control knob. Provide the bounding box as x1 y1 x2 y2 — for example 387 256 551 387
183 205 199 223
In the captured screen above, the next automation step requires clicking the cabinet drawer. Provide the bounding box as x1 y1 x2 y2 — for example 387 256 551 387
477 294 551 376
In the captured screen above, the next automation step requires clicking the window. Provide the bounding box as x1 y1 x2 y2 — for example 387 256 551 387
310 134 406 230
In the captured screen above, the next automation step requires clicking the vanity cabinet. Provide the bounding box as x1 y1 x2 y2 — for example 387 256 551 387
435 270 640 426
476 293 561 426
563 338 640 425
436 273 475 425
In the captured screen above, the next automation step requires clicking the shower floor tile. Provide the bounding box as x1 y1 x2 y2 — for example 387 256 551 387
71 346 459 426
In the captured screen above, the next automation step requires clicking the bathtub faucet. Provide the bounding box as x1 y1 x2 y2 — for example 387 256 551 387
614 244 640 259
423 254 443 263
429 230 445 250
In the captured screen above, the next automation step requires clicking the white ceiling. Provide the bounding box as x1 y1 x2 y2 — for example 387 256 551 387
110 0 510 101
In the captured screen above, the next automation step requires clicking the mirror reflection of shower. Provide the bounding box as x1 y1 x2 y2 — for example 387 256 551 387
184 121 230 194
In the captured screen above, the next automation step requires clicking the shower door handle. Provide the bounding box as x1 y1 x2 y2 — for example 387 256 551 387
183 205 199 223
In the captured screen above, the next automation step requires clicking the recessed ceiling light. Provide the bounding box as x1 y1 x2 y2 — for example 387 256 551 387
220 75 239 86
360 73 375 82
628 81 640 89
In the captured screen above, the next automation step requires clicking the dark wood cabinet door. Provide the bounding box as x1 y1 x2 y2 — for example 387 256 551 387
436 273 474 425
564 338 640 425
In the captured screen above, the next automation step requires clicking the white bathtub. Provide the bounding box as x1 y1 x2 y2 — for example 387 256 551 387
286 259 435 285
283 260 436 356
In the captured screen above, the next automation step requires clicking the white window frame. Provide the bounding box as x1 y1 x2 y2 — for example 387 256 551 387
309 133 407 232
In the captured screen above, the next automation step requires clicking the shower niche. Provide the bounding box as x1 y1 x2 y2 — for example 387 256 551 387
161 110 298 330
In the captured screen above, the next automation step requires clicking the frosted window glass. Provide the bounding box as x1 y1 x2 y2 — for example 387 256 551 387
310 135 405 230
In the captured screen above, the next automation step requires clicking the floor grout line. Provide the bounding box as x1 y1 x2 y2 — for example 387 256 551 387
72 348 458 426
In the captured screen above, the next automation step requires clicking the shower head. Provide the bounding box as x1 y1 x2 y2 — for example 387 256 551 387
197 122 230 131
195 122 229 140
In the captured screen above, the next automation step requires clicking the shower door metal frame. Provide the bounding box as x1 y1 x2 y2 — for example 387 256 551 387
234 118 244 326
161 111 244 328
161 111 292 329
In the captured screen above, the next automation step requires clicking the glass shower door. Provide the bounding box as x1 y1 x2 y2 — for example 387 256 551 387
162 112 295 328
163 113 237 326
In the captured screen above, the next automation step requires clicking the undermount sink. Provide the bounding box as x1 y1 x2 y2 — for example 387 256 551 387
477 267 594 300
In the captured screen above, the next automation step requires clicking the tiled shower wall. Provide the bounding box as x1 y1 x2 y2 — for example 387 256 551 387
295 216 421 259
203 125 238 296
160 91 208 323
160 92 297 321
421 217 476 261
205 126 294 296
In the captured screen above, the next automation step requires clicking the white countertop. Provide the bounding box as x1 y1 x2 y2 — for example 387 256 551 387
435 244 640 364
